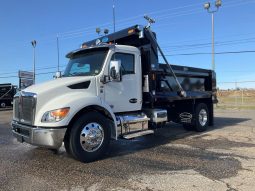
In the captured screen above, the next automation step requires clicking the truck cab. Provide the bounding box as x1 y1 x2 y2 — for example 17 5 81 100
0 83 17 108
12 25 217 162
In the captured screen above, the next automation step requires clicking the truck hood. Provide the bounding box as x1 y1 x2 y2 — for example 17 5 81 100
24 76 94 95
23 76 97 120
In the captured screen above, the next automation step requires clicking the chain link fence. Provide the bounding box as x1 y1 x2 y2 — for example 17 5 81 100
216 81 255 109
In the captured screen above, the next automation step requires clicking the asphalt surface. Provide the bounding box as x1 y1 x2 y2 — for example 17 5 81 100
0 108 255 191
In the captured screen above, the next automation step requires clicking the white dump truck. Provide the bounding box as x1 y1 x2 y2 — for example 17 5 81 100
12 24 217 162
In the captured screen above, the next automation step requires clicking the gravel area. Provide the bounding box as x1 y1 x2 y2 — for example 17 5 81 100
0 108 255 191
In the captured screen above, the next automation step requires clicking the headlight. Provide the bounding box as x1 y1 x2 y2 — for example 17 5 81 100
41 107 70 123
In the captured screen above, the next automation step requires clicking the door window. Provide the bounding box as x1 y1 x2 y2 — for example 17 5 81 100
111 53 135 75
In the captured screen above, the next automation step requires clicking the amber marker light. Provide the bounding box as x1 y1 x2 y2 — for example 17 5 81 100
128 29 135 34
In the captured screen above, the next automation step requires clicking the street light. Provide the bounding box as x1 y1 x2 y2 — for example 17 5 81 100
204 0 222 71
56 35 60 72
31 40 37 84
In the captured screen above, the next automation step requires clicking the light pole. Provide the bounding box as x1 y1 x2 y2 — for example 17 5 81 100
57 35 60 72
204 0 222 71
31 40 37 84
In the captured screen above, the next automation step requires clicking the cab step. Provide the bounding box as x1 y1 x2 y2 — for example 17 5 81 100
122 130 154 139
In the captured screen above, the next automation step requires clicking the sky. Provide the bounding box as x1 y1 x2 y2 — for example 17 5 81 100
0 0 255 89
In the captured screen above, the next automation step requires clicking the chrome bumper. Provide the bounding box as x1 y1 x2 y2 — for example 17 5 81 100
11 121 67 149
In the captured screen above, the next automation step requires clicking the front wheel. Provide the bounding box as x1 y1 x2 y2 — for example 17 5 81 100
68 112 111 163
194 103 209 132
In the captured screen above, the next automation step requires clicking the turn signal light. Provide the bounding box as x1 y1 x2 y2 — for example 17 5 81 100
42 107 70 123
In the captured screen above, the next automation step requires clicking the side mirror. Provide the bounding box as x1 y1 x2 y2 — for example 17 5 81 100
55 71 62 79
109 60 121 81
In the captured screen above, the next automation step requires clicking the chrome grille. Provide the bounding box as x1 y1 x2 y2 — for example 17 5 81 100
13 91 37 125
13 97 19 121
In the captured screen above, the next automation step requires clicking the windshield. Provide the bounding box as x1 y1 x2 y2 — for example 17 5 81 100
63 49 108 77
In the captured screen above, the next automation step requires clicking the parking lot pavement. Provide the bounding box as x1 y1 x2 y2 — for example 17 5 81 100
0 109 255 191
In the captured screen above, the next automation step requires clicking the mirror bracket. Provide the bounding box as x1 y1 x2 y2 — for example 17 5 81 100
100 75 111 84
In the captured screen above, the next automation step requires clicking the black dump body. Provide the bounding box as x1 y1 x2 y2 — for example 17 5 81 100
145 64 217 103
0 84 17 107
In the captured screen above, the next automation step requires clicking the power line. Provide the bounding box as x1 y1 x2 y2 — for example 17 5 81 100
58 0 253 39
36 71 56 75
1 50 254 77
163 50 255 56
218 71 255 73
159 31 255 48
0 71 59 79
0 65 66 75
2 0 254 48
58 2 203 37
218 81 255 84
162 37 255 49
26 0 255 41
0 75 17 79
1 50 254 78
162 39 255 52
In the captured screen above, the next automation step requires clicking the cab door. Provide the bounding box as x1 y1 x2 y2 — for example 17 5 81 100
104 51 142 113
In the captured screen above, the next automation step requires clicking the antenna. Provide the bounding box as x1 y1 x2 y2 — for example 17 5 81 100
112 0 116 58
144 15 156 28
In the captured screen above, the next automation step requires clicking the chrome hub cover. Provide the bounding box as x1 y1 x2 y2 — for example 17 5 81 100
199 109 208 126
80 122 104 152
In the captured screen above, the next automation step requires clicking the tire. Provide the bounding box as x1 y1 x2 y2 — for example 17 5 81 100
0 102 6 108
64 130 72 156
48 148 59 154
68 111 111 163
183 124 194 131
194 103 209 132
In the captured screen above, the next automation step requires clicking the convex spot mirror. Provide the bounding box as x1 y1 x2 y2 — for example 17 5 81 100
109 60 121 81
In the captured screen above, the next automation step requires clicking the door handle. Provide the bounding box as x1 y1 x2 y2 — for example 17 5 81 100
129 98 137 103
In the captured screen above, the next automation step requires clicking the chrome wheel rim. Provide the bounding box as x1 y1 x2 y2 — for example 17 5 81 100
80 122 104 152
199 109 208 126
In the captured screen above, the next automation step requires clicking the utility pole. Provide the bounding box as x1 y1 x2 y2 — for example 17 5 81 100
113 0 116 33
31 40 37 84
204 0 222 71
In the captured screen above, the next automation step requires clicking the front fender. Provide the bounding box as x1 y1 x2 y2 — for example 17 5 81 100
99 98 118 139
35 93 117 140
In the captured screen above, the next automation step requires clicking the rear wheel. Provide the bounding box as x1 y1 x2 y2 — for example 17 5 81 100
194 103 209 132
68 112 111 163
183 124 194 131
0 102 6 108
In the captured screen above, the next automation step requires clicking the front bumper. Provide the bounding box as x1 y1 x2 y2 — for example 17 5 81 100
11 121 67 149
